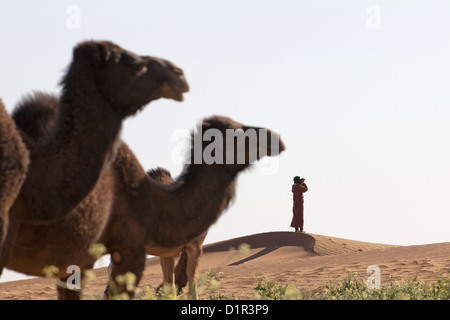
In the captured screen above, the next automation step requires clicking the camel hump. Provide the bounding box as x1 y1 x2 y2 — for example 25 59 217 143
12 92 58 141
147 167 173 184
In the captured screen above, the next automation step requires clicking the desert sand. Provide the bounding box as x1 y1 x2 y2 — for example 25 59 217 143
0 231 449 300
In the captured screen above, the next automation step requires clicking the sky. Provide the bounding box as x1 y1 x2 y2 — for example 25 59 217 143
1 1 450 282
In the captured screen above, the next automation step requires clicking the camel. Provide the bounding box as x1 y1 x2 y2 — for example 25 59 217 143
0 40 188 273
146 168 207 300
10 40 189 225
9 98 285 299
0 101 29 257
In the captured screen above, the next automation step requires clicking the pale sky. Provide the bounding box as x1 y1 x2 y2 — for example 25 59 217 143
1 1 449 282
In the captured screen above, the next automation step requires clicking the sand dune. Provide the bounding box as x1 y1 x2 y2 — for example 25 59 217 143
0 231 449 299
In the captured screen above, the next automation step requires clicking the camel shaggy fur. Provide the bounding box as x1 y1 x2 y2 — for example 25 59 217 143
0 101 29 264
9 97 285 299
0 40 188 274
10 40 189 225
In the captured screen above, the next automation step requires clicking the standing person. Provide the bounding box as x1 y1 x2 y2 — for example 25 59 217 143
291 176 308 233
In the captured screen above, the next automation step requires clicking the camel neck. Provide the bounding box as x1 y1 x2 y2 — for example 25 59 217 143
14 71 122 224
145 164 236 248
54 77 122 155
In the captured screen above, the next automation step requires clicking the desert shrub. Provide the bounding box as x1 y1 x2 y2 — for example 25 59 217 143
280 270 450 300
254 276 288 300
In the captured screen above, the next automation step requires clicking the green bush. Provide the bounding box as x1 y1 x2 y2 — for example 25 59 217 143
267 270 450 300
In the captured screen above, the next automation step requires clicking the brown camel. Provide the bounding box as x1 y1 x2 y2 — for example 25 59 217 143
9 98 285 299
10 40 189 225
0 40 188 273
146 168 207 300
0 100 29 259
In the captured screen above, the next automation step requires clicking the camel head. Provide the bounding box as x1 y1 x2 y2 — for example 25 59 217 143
64 40 189 117
190 115 286 173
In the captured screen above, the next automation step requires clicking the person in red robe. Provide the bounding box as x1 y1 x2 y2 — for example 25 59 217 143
291 176 308 232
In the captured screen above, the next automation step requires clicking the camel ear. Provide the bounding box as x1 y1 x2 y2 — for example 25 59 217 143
96 43 112 62
92 42 122 65
73 41 121 67
201 120 215 132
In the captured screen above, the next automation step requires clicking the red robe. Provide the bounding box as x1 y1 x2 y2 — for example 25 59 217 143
290 183 308 228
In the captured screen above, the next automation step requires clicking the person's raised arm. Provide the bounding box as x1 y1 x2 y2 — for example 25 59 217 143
299 183 308 192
